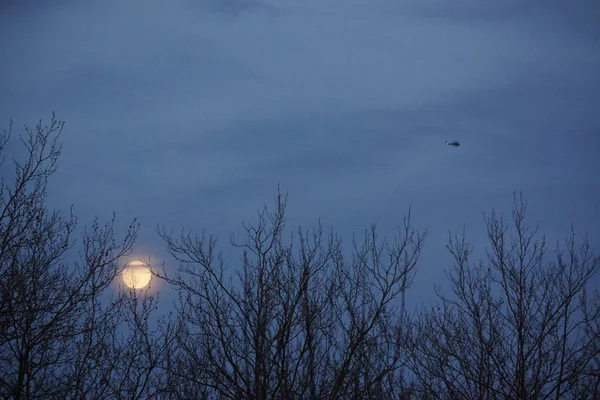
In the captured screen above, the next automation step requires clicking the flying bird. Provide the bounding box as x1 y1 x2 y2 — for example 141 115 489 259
446 141 460 147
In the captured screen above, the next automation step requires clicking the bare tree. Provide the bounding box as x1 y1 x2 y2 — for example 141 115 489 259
60 278 180 400
105 285 180 400
408 193 600 400
156 189 427 399
0 115 156 399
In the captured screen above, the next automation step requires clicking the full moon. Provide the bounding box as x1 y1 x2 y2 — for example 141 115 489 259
122 261 152 289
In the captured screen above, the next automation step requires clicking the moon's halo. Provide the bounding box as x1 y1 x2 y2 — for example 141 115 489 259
122 260 152 289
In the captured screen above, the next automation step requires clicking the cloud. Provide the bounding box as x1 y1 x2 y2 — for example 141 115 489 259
5 0 584 125
0 0 598 299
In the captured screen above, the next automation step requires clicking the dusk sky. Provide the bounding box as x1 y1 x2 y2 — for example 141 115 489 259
1 0 599 308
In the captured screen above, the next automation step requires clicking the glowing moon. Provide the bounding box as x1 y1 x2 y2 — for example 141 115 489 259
122 261 152 289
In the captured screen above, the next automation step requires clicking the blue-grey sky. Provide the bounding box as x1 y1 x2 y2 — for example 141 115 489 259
1 0 599 306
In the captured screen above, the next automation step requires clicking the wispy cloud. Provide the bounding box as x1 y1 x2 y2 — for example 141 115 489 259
1 0 598 301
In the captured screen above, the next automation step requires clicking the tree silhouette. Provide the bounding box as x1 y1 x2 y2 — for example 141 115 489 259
408 193 600 399
156 190 427 399
0 115 173 399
